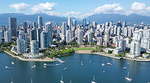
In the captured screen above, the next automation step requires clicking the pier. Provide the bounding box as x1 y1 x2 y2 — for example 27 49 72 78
53 58 66 63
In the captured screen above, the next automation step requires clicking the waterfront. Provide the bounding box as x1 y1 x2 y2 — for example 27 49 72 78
1 53 150 83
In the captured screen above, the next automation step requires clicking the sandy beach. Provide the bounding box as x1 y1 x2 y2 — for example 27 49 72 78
4 51 55 62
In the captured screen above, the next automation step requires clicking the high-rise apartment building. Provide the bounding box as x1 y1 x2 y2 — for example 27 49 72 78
9 17 17 36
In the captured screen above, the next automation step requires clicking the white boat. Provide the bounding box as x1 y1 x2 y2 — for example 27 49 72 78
60 75 64 83
127 62 129 65
64 67 67 70
31 78 32 83
81 61 83 66
11 78 13 83
31 66 34 69
44 66 47 68
123 67 127 69
56 64 59 66
5 66 8 69
44 63 47 66
33 65 36 68
125 72 132 81
103 71 105 73
11 62 14 65
107 63 112 66
91 75 97 83
102 63 105 66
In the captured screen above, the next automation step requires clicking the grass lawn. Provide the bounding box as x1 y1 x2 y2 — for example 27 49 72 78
73 47 94 51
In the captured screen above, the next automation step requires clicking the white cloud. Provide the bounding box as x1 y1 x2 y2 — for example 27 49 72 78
31 2 57 13
131 2 146 11
93 3 125 14
10 3 30 11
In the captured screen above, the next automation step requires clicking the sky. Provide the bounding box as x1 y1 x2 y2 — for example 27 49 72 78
1 0 150 19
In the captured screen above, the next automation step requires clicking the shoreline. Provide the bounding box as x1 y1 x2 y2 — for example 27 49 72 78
75 50 150 62
4 51 55 62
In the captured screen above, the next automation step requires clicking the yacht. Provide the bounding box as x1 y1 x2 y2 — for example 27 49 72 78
102 63 105 66
5 66 8 69
125 72 132 81
123 67 127 69
64 67 67 70
56 64 59 66
44 63 47 66
44 66 47 68
60 75 64 83
11 78 13 83
31 66 34 69
107 58 112 66
11 62 14 65
91 75 97 83
33 65 36 68
81 61 83 66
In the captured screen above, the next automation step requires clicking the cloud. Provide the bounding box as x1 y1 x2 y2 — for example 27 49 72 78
93 3 125 14
10 3 30 11
131 2 146 11
31 2 57 13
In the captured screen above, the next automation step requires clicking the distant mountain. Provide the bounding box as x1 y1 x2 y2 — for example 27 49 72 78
0 13 78 26
87 13 150 26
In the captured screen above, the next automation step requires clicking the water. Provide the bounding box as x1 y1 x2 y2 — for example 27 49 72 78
0 53 150 83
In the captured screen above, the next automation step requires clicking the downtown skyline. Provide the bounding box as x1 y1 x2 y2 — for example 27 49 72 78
0 0 150 19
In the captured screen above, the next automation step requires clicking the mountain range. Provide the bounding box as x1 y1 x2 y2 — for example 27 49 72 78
0 13 150 26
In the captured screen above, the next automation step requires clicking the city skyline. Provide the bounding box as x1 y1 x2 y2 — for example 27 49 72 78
1 0 150 19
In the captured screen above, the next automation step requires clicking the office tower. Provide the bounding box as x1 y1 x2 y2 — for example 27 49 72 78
110 28 114 36
0 29 4 38
82 18 86 27
124 27 128 37
4 30 11 43
117 21 122 27
45 22 52 45
78 30 83 44
105 22 109 27
33 22 37 28
40 31 49 49
109 21 113 27
23 22 27 33
72 27 75 37
62 22 67 36
87 21 90 26
128 28 132 37
115 39 126 52
37 27 42 47
104 33 109 43
66 29 72 42
9 17 17 36
68 17 71 29
114 25 117 35
97 37 103 45
73 19 76 26
38 16 43 27
117 26 121 36
130 40 141 56
141 37 148 49
31 40 39 55
122 21 126 28
75 29 78 38
93 22 97 28
17 38 26 54
88 28 94 43
19 32 28 49
143 29 150 39
30 28 37 41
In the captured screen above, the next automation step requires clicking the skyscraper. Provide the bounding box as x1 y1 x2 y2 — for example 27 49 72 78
17 38 26 54
23 22 27 33
62 22 67 36
30 28 37 41
9 17 17 36
37 27 42 47
82 18 86 27
68 17 71 29
73 19 76 26
31 40 39 55
45 22 52 45
88 28 94 43
117 26 121 36
19 32 28 49
130 40 141 56
4 30 11 43
40 31 49 49
93 22 97 28
78 30 83 44
33 22 37 28
38 16 43 28
115 39 126 52
97 37 103 45
66 29 72 42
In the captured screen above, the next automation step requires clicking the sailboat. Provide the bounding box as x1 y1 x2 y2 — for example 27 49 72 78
91 75 97 83
11 78 13 83
102 60 105 66
107 58 112 66
11 61 14 65
125 72 132 81
81 61 83 66
60 75 64 83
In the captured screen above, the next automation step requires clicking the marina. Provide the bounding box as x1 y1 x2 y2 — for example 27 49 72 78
1 53 150 83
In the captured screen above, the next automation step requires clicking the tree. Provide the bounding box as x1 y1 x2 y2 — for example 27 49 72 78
108 50 113 54
99 49 103 52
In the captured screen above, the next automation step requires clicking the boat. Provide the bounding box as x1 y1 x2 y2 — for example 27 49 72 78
44 66 47 68
64 67 67 70
44 63 47 66
102 63 105 66
11 78 13 83
103 71 105 73
31 78 32 83
123 67 127 69
56 64 59 66
91 75 97 83
60 75 64 83
125 72 132 81
70 80 72 83
127 62 129 65
107 58 112 66
31 66 34 69
33 65 36 68
5 66 8 69
11 62 14 65
81 61 83 66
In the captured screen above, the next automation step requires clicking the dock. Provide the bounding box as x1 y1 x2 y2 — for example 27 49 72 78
53 58 66 63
